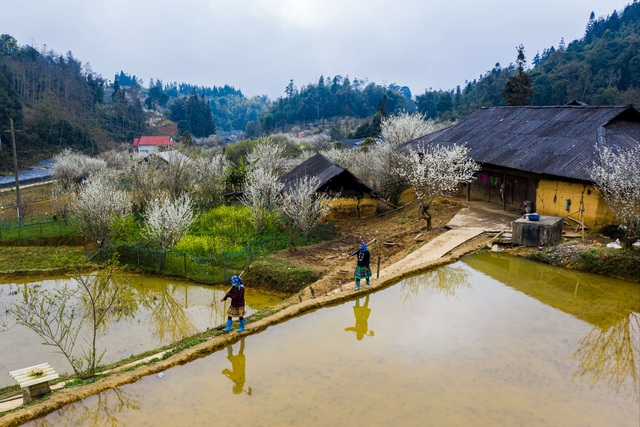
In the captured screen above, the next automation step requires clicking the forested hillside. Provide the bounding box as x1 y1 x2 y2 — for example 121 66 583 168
0 37 269 172
245 77 415 136
0 37 148 172
414 2 640 120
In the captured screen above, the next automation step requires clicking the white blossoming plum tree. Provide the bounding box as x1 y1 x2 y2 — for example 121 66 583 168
73 173 132 245
277 175 335 251
396 144 479 230
240 166 283 234
590 145 640 249
141 193 195 251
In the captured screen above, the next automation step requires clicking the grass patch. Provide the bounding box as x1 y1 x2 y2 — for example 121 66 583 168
572 248 640 281
0 218 80 241
0 183 54 209
521 245 640 283
0 384 21 402
0 246 88 272
64 375 104 389
244 257 322 294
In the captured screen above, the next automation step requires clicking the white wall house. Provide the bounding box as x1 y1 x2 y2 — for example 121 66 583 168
133 136 176 156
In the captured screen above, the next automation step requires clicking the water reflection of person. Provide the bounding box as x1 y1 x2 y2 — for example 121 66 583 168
222 337 252 395
344 295 374 340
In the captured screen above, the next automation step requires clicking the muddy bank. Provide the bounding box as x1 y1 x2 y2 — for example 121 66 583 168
505 241 640 283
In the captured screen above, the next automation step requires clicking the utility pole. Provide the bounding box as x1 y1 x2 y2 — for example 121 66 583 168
10 117 22 227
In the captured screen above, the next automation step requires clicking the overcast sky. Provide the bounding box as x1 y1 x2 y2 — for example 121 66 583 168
1 0 631 100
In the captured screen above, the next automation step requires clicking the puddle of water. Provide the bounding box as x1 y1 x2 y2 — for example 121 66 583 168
19 253 640 426
0 274 282 387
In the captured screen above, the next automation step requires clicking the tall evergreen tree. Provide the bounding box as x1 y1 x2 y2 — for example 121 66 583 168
184 91 215 137
502 45 534 106
353 95 388 138
584 11 597 43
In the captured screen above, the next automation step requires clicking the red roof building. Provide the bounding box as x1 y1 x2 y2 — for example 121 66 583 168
133 136 175 155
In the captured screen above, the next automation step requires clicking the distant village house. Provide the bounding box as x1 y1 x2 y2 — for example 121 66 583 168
133 135 176 156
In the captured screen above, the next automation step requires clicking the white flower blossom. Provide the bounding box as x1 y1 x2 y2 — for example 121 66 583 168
590 145 640 248
396 144 479 229
53 149 108 190
142 194 195 251
246 136 287 175
277 175 335 250
73 174 132 242
240 166 283 233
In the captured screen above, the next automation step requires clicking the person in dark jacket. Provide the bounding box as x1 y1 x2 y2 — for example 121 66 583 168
220 275 246 332
350 241 372 290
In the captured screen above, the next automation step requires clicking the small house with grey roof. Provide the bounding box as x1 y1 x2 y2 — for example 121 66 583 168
279 153 378 219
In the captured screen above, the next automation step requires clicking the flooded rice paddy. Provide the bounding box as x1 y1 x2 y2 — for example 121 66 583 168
17 252 640 426
0 274 282 388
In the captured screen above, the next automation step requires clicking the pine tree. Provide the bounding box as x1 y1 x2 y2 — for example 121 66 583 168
558 37 566 51
584 11 596 43
502 45 534 106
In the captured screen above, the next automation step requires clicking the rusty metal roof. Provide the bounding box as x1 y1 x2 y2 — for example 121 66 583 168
402 105 640 181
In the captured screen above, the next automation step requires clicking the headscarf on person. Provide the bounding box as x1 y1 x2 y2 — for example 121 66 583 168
359 241 368 251
231 275 244 289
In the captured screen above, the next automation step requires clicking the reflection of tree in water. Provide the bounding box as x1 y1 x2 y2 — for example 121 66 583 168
345 295 374 341
81 274 139 335
573 311 640 401
210 288 230 327
401 266 471 303
0 284 17 332
140 284 197 343
32 388 140 427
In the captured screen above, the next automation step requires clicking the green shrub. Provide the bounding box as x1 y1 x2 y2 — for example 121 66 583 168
192 205 255 238
180 205 283 257
244 258 321 294
109 214 142 246
174 234 244 257
574 248 640 281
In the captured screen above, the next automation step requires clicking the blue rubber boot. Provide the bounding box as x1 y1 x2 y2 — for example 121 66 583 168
238 318 245 333
223 317 232 332
355 279 360 291
366 279 370 289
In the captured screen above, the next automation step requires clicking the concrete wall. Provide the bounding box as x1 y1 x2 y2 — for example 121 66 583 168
535 179 616 229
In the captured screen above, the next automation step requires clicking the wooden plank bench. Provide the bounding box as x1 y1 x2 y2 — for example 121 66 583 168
9 363 59 402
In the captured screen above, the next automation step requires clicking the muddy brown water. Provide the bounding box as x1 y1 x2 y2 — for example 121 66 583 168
0 274 282 388
17 252 640 426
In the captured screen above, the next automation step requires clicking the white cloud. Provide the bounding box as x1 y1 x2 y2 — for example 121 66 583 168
0 0 632 98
